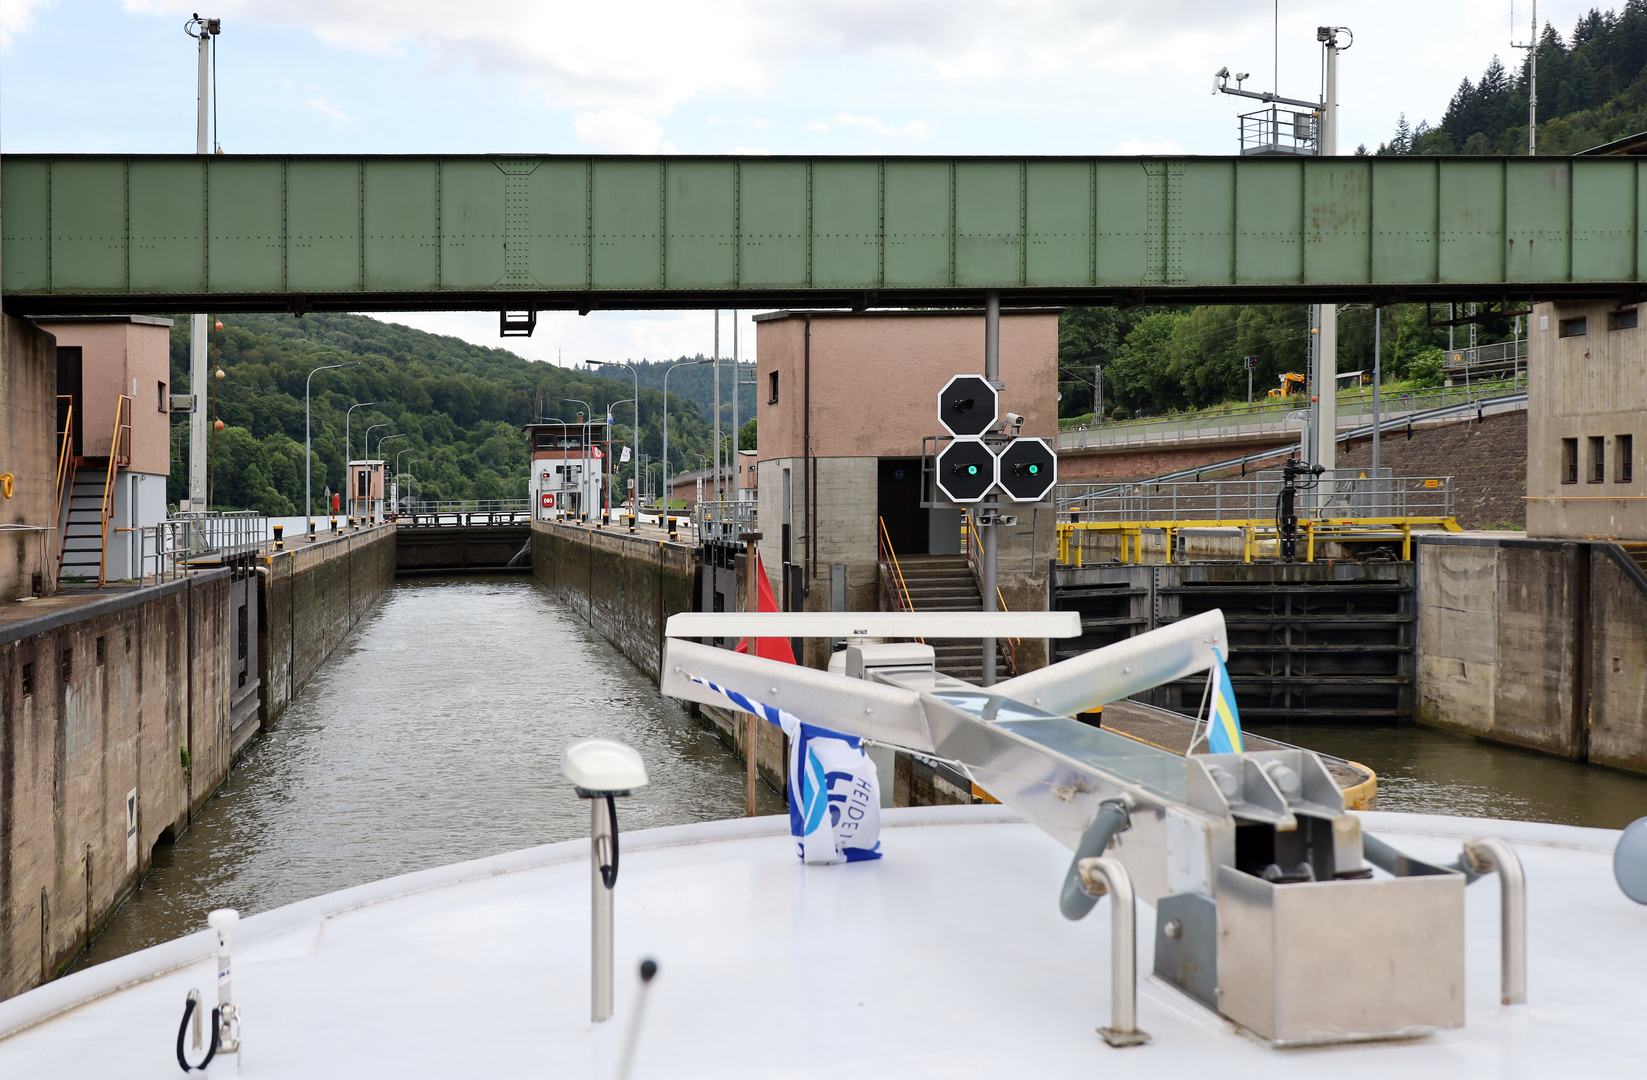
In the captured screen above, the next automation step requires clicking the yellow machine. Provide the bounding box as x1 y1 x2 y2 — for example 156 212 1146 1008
1266 372 1306 398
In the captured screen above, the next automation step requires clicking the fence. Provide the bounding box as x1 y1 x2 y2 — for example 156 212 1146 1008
1055 470 1454 523
696 500 758 544
1058 377 1527 451
134 511 269 582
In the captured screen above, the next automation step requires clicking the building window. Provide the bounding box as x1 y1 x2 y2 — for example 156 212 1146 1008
1611 308 1640 331
1559 317 1588 338
1620 434 1634 483
1589 436 1606 483
1561 438 1578 484
768 371 779 404
157 381 168 412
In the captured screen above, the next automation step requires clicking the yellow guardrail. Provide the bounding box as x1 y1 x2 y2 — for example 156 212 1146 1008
1057 516 1463 565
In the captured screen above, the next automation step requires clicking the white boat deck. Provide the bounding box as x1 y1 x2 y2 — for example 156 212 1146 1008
0 806 1640 1078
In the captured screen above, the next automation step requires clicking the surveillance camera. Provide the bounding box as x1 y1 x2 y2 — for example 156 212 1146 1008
1236 72 1250 82
1215 66 1229 79
1004 412 1025 429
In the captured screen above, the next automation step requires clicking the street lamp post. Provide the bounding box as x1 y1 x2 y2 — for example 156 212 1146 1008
394 448 414 515
610 397 637 515
306 361 360 533
361 422 392 518
406 459 422 509
376 434 406 517
346 401 385 517
557 398 592 518
663 357 711 510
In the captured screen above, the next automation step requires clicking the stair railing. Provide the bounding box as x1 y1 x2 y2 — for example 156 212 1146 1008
876 516 924 643
962 509 1020 678
94 395 133 587
54 396 76 577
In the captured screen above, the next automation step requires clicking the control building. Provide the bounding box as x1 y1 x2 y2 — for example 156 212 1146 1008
751 309 1059 666
1525 300 1645 540
39 316 174 582
526 419 610 521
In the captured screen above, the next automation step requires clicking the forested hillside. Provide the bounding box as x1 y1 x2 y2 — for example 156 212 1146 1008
170 313 719 515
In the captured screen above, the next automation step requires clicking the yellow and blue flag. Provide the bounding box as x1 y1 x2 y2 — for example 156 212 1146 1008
1206 647 1244 754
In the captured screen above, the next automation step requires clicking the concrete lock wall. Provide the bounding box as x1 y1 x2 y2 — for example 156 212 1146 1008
531 521 697 683
1416 534 1647 771
0 572 235 1001
0 316 61 602
259 525 397 729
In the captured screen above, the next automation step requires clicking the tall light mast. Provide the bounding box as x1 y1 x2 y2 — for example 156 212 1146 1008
184 15 220 512
1515 1 1538 154
1214 27 1350 475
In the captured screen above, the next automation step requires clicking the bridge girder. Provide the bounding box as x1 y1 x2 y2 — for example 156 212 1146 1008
3 153 1643 315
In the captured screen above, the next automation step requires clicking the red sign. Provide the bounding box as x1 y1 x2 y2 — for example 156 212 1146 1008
541 492 555 509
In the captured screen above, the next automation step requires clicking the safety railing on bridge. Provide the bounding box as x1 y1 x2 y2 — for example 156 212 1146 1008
696 500 757 544
1057 377 1527 452
1443 338 1526 387
1055 471 1461 564
398 499 532 527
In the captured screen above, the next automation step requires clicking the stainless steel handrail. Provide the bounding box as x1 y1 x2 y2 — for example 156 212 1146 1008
1462 837 1527 1005
1076 856 1150 1047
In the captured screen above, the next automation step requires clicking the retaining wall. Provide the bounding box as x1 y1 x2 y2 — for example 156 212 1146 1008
531 521 697 683
0 572 234 1000
259 524 397 728
1416 534 1647 772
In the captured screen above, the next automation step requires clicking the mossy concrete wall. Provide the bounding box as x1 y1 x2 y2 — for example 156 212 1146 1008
259 524 396 728
531 521 697 683
0 571 235 1001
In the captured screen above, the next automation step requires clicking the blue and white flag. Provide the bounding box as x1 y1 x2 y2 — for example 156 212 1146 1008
691 677 882 864
1206 647 1244 754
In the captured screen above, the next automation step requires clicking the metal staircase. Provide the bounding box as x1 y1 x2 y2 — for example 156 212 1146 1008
56 395 132 588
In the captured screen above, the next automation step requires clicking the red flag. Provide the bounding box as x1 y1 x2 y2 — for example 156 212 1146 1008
735 549 797 664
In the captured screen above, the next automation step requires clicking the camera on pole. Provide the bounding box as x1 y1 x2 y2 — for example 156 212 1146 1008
996 437 1057 502
936 440 997 503
936 375 998 439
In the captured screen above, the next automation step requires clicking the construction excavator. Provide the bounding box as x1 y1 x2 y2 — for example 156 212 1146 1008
1265 372 1306 399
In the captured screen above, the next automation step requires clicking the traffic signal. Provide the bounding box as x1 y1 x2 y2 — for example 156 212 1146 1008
935 440 997 503
996 437 1057 502
936 375 998 439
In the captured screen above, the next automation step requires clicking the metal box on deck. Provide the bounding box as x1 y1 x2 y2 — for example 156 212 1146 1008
1215 865 1464 1045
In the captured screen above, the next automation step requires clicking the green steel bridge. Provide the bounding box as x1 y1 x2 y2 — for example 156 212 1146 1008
3 153 1644 315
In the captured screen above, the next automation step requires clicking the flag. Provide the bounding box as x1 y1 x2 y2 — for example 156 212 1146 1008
592 445 604 460
606 408 614 426
690 676 881 864
1206 647 1244 754
620 445 631 463
734 549 797 664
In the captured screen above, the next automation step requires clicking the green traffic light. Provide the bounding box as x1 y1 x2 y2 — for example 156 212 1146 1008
1027 464 1039 474
967 464 979 475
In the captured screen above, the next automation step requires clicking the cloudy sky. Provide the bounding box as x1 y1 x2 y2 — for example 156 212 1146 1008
2 0 1594 363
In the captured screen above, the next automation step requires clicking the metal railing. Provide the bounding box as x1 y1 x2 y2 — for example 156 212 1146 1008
877 516 919 622
1057 377 1527 452
135 511 270 581
962 510 1018 678
400 499 529 515
1056 469 1453 522
1239 105 1318 156
696 499 757 544
1443 339 1526 386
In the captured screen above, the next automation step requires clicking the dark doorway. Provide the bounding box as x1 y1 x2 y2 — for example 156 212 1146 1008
56 346 83 457
877 457 926 555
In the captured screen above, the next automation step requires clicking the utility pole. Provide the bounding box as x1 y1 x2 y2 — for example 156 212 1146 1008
1515 1 1537 154
185 16 220 513
731 311 740 502
981 292 1000 687
713 312 722 502
1313 26 1341 479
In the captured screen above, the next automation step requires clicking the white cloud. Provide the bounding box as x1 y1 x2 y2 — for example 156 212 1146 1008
804 121 829 132
574 109 667 153
0 0 54 48
834 113 932 139
305 96 356 123
1114 137 1184 155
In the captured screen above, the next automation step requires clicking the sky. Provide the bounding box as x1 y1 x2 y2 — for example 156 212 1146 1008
1 0 1600 364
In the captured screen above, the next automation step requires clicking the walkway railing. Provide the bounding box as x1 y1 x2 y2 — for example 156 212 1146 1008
134 511 270 582
1057 470 1454 522
696 500 757 544
876 517 920 633
1058 376 1527 451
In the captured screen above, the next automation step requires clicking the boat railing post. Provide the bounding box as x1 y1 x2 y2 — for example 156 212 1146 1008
1463 837 1527 1005
1076 856 1150 1047
208 908 241 1073
591 796 615 1022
